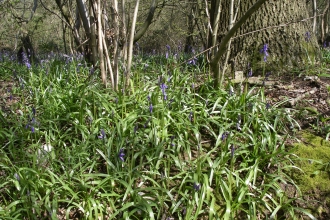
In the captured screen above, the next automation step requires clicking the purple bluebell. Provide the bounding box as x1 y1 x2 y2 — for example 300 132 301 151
160 83 168 100
305 32 311 42
167 71 172 82
166 45 170 51
182 207 186 216
260 44 269 62
118 148 125 162
26 111 38 133
98 129 106 139
193 182 201 191
221 132 228 141
147 95 151 102
188 57 197 65
323 41 327 48
22 51 31 69
149 104 153 114
266 102 271 110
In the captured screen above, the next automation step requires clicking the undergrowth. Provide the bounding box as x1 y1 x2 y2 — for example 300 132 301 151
0 52 316 219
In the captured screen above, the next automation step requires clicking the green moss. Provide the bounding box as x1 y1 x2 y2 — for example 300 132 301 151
291 131 330 193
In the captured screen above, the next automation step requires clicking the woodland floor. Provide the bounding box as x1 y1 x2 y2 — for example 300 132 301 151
1 66 330 219
264 68 330 219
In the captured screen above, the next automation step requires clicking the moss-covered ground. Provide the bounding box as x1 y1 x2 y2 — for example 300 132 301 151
291 131 330 217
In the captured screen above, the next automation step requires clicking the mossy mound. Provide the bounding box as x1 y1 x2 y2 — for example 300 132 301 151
291 131 330 193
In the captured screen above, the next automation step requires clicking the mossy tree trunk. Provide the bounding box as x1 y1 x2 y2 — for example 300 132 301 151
218 0 319 76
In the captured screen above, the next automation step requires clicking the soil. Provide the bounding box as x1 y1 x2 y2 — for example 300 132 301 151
264 69 330 220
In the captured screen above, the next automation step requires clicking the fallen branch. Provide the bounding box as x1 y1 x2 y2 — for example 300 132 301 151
288 87 318 107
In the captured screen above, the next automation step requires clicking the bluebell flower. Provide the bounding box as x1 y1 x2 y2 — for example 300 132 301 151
21 51 31 69
149 103 153 114
182 207 186 216
160 83 168 100
260 44 269 62
167 71 172 82
26 111 38 133
188 57 197 65
147 95 151 102
193 182 201 191
266 102 271 110
323 41 327 48
98 129 106 139
305 32 311 42
166 45 170 51
118 148 125 162
221 132 228 141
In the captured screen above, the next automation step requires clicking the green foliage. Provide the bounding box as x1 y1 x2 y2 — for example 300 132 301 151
0 55 314 219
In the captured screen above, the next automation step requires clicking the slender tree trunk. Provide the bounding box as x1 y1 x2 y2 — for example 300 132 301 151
125 0 139 89
133 0 157 43
97 0 106 86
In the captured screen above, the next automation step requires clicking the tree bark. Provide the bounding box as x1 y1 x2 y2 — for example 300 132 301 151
217 0 319 75
210 0 267 88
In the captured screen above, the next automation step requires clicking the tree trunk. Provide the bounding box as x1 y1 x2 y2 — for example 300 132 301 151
21 34 38 64
218 0 319 75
